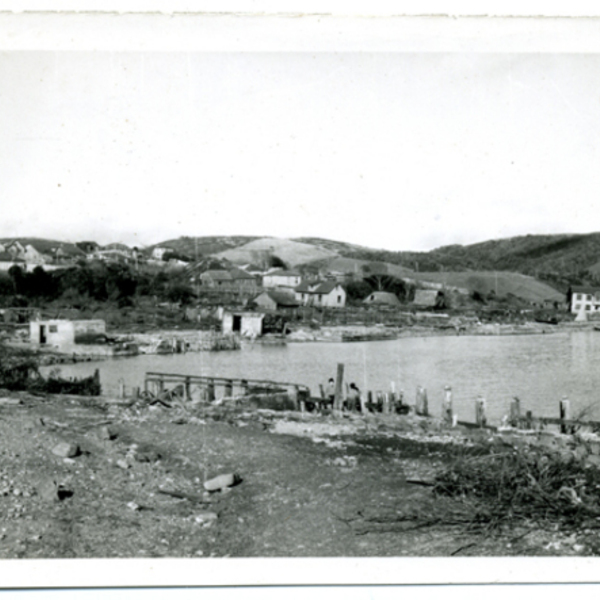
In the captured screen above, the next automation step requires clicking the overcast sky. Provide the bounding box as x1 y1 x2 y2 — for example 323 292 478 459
2 50 599 251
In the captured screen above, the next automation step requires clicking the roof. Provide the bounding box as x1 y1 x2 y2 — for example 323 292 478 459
363 291 401 306
265 269 301 277
257 291 300 307
229 267 257 280
294 282 314 293
571 286 599 295
201 270 233 281
311 281 340 295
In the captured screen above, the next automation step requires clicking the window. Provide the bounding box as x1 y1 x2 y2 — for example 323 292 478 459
337 295 341 303
575 304 581 311
49 325 57 333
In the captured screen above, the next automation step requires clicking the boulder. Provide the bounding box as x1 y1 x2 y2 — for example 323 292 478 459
52 442 80 458
36 477 60 502
203 473 239 492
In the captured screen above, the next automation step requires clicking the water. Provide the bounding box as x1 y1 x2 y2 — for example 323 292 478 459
41 330 600 424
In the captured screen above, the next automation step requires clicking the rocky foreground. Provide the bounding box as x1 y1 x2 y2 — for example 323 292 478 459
0 390 599 559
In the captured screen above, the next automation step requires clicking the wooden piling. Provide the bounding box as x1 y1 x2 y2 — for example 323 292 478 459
475 396 487 427
383 393 390 414
184 377 191 401
334 363 344 411
560 397 571 434
443 386 453 425
367 390 374 413
207 379 215 402
416 386 429 416
525 410 533 430
509 397 521 428
224 379 233 398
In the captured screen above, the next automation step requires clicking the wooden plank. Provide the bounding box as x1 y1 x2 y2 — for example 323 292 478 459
334 363 344 411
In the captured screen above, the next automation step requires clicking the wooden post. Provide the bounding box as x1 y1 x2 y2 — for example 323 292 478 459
510 397 521 428
224 379 233 398
525 410 533 430
367 390 374 412
157 377 165 395
416 386 429 416
560 397 571 434
383 393 391 414
241 379 249 396
144 378 149 396
207 379 215 402
185 377 191 401
475 396 487 427
443 386 453 425
334 363 344 411
294 386 305 412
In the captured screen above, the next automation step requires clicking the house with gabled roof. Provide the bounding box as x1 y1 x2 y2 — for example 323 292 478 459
252 290 300 315
294 280 346 308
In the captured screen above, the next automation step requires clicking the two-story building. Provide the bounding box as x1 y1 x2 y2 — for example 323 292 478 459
569 286 600 314
262 269 302 290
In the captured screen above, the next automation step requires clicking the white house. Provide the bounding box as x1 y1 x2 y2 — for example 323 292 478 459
569 286 600 314
152 247 170 260
30 319 106 348
262 269 302 289
222 311 265 337
294 281 346 308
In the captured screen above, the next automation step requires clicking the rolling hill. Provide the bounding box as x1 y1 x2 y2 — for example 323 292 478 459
215 237 338 268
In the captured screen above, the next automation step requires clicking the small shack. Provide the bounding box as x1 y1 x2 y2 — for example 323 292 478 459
30 319 106 347
222 311 265 337
413 289 446 309
363 291 401 307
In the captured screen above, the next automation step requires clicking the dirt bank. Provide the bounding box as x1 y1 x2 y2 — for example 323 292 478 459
0 390 597 559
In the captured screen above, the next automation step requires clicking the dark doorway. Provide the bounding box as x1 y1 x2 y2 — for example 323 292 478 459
232 315 242 333
39 325 47 344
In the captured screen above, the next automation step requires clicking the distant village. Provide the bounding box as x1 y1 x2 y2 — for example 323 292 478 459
0 236 591 354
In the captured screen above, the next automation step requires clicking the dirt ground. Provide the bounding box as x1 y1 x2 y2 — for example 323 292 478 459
0 391 596 559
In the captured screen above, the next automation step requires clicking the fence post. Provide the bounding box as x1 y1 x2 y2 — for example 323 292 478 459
475 396 487 427
510 397 521 428
334 363 344 411
224 379 233 398
185 377 191 401
367 390 374 412
443 386 453 425
560 397 571 434
416 386 429 416
207 379 215 402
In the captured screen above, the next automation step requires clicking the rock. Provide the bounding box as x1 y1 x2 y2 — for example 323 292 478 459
134 448 162 463
98 425 118 441
203 473 239 492
194 512 218 526
52 442 80 458
585 455 600 469
37 477 60 502
116 459 130 470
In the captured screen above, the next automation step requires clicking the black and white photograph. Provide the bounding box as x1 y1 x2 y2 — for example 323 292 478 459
1 5 600 590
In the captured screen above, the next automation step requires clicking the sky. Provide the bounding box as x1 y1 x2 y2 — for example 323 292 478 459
2 49 600 251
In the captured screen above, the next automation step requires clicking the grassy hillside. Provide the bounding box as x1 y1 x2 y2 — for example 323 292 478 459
215 237 338 267
412 271 565 304
148 236 259 259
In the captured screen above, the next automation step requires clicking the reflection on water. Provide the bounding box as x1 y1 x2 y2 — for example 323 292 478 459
41 330 600 423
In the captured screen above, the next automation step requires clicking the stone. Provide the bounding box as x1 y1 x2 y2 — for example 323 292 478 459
203 473 238 492
36 477 60 502
194 512 218 526
116 459 130 470
52 442 80 458
98 425 118 441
